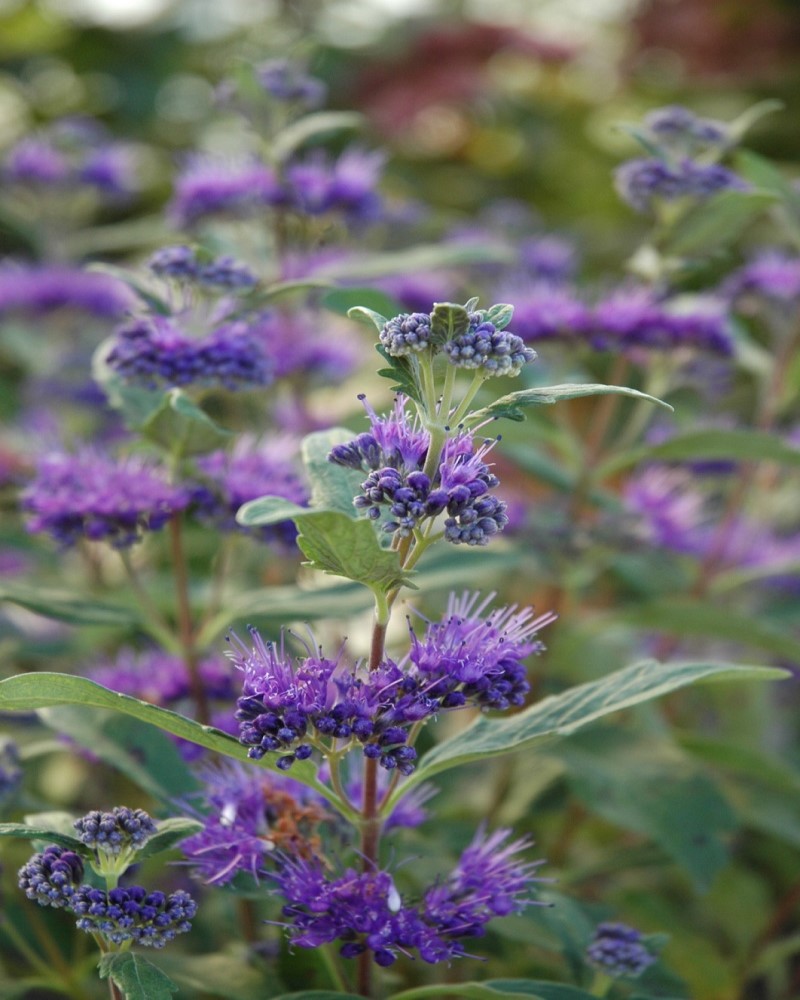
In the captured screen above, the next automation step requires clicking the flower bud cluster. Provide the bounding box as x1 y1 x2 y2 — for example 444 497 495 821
149 245 257 289
74 806 157 857
586 922 656 978
71 886 196 948
18 845 85 908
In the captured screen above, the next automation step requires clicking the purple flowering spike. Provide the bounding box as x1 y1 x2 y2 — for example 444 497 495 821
169 156 286 228
0 265 134 319
193 434 308 546
22 448 190 549
181 761 327 885
586 922 656 978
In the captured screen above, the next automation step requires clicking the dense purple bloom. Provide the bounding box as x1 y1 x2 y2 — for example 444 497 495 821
22 448 190 548
586 922 656 978
725 251 800 306
5 138 69 184
89 648 237 707
329 396 509 545
623 466 709 556
274 827 545 966
74 807 157 857
250 310 361 381
71 885 197 948
407 592 557 711
106 315 271 390
503 282 592 344
518 235 578 282
615 158 745 214
79 145 137 198
0 265 134 318
181 761 327 885
257 59 327 107
148 245 198 281
193 435 307 545
285 147 384 221
18 845 85 908
169 156 285 228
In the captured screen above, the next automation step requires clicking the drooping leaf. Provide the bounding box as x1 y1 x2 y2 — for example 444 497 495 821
664 190 778 257
271 110 364 162
0 822 83 851
140 388 231 457
389 660 785 807
597 427 800 478
0 673 345 814
0 582 142 627
468 383 672 424
348 305 389 332
98 952 178 1000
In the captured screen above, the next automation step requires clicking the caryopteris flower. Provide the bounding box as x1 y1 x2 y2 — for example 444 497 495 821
181 761 327 885
285 147 384 222
0 265 134 319
256 58 327 107
586 922 656 978
71 885 197 948
442 315 535 376
22 449 190 548
274 827 546 967
329 396 510 545
148 245 257 290
74 806 157 858
169 156 285 228
18 845 85 908
615 158 745 214
725 250 800 306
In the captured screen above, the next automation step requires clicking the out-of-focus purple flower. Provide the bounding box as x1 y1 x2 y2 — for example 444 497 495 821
518 235 577 282
615 158 745 214
169 156 285 228
0 265 135 319
193 435 307 546
644 105 728 149
106 315 271 390
285 147 384 221
623 466 709 556
0 740 22 804
79 145 137 198
148 245 257 290
181 761 327 885
89 648 237 706
253 311 362 381
257 59 328 107
725 251 800 306
22 448 190 548
325 758 435 831
500 282 591 344
274 826 545 966
71 885 197 948
5 138 69 184
586 922 656 978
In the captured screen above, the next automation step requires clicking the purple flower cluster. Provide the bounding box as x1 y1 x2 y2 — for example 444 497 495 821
74 806 157 857
725 251 800 306
285 147 384 221
643 105 728 150
231 592 552 772
169 156 285 228
256 59 327 107
181 761 327 885
90 648 236 707
106 315 271 390
149 245 257 290
379 307 534 378
329 396 509 545
18 845 85 908
0 265 134 319
586 922 656 978
193 435 308 545
253 310 361 382
614 158 745 214
274 826 545 966
71 885 197 948
22 449 190 548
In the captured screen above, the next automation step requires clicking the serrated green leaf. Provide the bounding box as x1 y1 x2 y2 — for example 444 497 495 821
389 660 785 808
664 190 778 257
596 427 800 479
468 383 672 425
376 344 422 402
271 110 364 162
430 301 470 345
98 952 178 1000
135 817 203 861
0 582 142 626
302 427 365 515
296 511 414 592
0 822 83 850
141 388 231 457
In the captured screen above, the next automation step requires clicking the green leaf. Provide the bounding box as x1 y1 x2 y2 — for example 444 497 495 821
271 994 365 1000
596 427 800 479
485 985 600 1000
324 289 400 319
296 511 414 592
726 99 784 143
237 495 309 527
141 388 232 457
135 817 204 860
153 945 277 1000
0 673 343 812
347 305 389 331
318 242 514 281
376 344 422 402
302 427 365 516
271 110 364 162
664 190 778 257
556 728 737 890
0 582 141 626
98 952 178 1000
430 301 470 345
92 337 164 429
36 707 199 803
468 383 672 424
390 984 549 1000
389 660 785 808
483 303 515 330
0 822 83 851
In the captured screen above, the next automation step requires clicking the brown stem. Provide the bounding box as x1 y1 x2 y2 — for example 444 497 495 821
168 515 210 725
